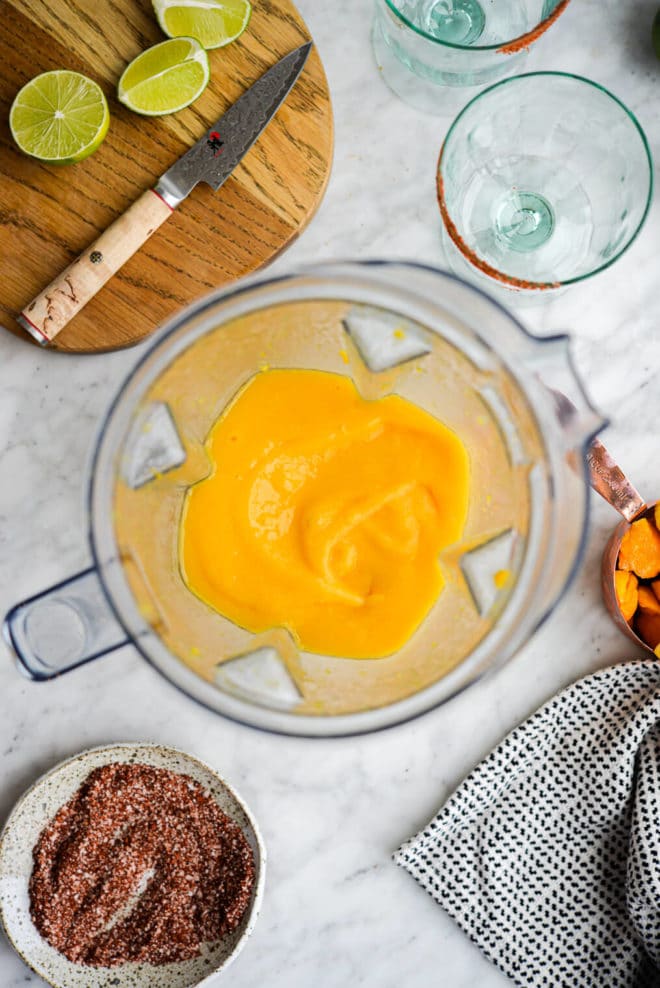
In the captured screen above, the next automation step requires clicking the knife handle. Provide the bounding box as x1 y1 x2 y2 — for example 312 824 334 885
18 189 173 345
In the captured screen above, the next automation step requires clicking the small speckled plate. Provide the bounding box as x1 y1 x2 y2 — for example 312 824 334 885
0 743 266 988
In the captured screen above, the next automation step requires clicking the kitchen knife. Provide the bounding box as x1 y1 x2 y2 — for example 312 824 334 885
17 42 312 346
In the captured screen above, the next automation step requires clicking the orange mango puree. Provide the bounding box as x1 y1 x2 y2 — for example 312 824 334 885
180 369 470 659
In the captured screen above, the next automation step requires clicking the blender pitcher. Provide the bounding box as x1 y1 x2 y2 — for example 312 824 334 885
4 262 604 736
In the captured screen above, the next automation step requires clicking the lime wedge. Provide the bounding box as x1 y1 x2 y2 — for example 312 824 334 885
653 8 660 59
9 70 109 165
153 0 251 50
118 37 210 116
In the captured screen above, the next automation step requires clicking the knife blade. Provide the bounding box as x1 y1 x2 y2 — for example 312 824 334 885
18 42 313 346
156 42 312 207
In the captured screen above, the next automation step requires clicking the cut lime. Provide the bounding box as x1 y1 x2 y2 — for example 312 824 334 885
153 0 251 50
653 8 660 60
118 37 210 116
9 70 109 165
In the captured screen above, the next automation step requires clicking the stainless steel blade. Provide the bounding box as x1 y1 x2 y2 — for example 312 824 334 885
155 42 312 208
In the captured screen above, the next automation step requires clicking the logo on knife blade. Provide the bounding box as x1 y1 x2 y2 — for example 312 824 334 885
207 131 224 157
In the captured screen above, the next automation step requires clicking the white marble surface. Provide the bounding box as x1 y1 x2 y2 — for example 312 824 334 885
1 1 660 984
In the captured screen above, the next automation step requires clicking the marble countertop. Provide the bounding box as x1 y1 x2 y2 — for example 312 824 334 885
1 0 659 984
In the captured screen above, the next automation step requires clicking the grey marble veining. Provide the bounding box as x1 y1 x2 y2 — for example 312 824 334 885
1 0 659 984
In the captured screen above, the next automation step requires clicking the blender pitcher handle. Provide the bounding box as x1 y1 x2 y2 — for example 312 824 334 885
523 334 607 446
3 568 129 681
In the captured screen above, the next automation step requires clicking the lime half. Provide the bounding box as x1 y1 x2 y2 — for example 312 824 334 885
118 37 210 116
9 70 109 165
153 0 251 50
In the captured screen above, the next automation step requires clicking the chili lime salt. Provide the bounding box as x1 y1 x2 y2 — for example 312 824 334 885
29 762 255 967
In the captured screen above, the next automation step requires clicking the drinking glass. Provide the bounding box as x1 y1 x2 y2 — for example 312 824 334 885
438 73 653 297
372 0 571 112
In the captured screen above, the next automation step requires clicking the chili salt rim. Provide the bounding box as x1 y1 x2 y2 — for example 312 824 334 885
437 169 560 293
436 72 654 292
0 742 266 988
496 0 571 55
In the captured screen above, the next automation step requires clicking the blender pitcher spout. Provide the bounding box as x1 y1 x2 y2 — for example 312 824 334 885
521 334 608 449
3 568 129 681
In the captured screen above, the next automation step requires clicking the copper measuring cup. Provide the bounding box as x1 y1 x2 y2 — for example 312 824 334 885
588 440 657 654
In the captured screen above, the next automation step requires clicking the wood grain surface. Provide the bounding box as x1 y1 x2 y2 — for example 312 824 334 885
0 0 333 352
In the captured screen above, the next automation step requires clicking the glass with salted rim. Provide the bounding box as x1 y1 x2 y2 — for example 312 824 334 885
372 0 571 113
438 73 653 299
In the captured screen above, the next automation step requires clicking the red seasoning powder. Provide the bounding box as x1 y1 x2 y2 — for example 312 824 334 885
29 763 255 967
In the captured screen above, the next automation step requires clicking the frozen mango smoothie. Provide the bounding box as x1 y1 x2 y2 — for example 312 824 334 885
180 369 470 658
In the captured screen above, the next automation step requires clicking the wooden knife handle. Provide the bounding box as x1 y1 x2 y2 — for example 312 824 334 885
18 189 173 345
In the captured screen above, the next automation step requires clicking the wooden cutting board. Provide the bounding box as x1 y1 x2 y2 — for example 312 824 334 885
0 0 333 352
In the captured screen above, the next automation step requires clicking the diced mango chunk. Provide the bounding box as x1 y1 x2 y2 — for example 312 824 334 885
618 517 660 579
652 579 660 605
637 586 660 614
636 611 660 651
614 570 638 623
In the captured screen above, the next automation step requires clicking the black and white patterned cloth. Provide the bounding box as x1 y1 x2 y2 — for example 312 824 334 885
396 661 660 988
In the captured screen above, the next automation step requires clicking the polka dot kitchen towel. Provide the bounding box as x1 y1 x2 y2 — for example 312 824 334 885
395 661 660 988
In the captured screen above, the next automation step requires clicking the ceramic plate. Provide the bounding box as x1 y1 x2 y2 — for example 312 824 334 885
0 743 266 988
